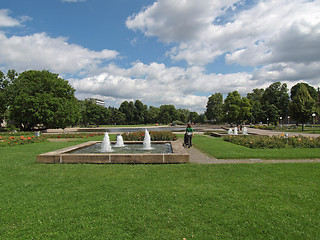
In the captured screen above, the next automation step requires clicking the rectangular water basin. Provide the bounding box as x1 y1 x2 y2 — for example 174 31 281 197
37 141 189 164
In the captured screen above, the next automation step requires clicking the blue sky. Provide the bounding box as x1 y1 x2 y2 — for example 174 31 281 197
1 0 320 112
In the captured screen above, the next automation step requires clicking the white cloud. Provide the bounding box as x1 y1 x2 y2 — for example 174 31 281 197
70 62 258 112
127 0 320 69
0 9 31 27
0 32 119 74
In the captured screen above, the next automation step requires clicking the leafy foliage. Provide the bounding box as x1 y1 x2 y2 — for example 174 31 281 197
223 134 320 149
205 93 223 123
289 84 317 130
121 131 177 141
7 70 80 130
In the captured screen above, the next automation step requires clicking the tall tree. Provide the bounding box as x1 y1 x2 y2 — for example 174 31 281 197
205 93 223 123
291 83 318 101
247 88 265 123
289 84 317 131
145 106 160 124
8 70 80 130
223 91 252 124
159 105 178 124
177 109 190 123
0 71 8 121
80 99 111 126
262 82 289 124
119 101 135 124
134 100 147 124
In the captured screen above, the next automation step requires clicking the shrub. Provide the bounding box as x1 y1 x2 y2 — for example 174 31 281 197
223 135 320 149
121 131 177 141
45 133 104 138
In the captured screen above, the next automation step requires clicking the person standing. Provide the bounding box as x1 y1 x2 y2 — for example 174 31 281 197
184 123 194 148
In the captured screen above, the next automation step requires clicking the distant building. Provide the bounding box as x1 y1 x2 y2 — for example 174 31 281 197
86 98 105 107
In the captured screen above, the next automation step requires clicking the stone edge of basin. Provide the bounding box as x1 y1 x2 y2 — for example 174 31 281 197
36 141 189 164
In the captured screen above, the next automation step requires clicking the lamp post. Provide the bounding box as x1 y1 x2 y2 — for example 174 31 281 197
267 118 269 125
312 113 316 133
279 116 282 128
287 116 290 128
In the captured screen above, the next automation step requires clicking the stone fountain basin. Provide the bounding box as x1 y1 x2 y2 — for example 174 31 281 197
37 141 189 164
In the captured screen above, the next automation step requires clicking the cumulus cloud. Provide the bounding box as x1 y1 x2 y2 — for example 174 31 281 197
127 0 320 69
0 32 119 74
70 62 257 112
0 9 31 27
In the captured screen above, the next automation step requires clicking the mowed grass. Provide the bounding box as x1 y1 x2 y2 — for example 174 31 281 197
192 134 320 159
1 136 320 239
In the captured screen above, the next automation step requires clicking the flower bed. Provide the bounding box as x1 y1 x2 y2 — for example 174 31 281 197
223 134 320 149
0 135 47 147
121 131 177 141
45 133 104 138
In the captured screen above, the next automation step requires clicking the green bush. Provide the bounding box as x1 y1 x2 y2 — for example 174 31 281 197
121 131 177 141
223 135 320 149
45 133 104 138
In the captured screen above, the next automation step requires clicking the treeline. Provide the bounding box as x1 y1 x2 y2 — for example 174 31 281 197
80 99 204 126
0 70 203 130
205 82 320 130
1 69 319 131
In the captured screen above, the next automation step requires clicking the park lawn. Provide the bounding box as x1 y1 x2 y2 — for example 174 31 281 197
1 138 320 239
192 134 320 159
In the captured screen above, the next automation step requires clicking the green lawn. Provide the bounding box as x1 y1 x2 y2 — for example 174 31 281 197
1 136 320 239
192 134 320 159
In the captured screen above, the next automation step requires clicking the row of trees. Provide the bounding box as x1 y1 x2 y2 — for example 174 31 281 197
1 69 318 131
205 82 320 130
0 70 203 130
79 99 204 126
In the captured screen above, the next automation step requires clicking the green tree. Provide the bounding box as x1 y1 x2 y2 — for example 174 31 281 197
239 97 252 124
177 109 190 123
247 88 265 123
80 99 110 126
189 111 200 123
134 100 147 124
159 105 178 124
0 71 8 121
119 101 135 124
145 106 160 124
223 91 242 124
289 84 317 131
109 108 126 125
223 91 252 124
291 83 318 101
205 93 223 123
8 70 80 130
262 82 289 124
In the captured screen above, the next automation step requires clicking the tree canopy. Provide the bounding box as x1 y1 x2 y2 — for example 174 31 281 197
8 70 80 130
289 84 317 131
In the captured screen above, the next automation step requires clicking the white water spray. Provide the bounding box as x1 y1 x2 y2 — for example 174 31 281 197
101 132 113 152
143 129 153 150
114 134 125 147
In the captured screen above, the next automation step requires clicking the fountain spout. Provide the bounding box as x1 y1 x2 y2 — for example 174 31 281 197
143 129 153 150
114 134 125 147
101 132 113 152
